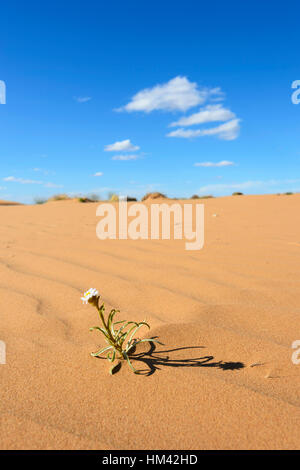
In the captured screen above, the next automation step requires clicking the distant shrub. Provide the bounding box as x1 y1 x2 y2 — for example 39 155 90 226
89 193 100 201
107 193 136 202
34 197 47 205
106 192 118 201
78 194 101 203
191 194 214 199
232 192 244 196
78 197 92 203
141 192 167 201
110 193 119 202
49 193 70 201
276 192 294 196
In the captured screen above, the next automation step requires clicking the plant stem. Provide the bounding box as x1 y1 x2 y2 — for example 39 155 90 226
96 304 123 355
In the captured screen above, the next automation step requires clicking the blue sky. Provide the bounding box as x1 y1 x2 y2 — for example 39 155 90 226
0 1 300 203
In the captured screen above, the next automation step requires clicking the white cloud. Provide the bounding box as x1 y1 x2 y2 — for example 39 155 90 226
4 176 43 184
44 182 63 188
112 154 140 161
115 76 240 142
74 96 92 103
117 76 223 113
169 104 235 127
167 119 240 141
104 139 140 152
3 176 62 188
194 160 234 167
94 172 103 176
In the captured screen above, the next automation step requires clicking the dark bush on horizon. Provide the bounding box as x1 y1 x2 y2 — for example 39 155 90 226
34 197 47 205
89 193 100 201
191 194 214 199
78 197 95 203
48 193 71 201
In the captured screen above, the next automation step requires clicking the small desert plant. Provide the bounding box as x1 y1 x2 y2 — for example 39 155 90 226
232 192 243 196
77 194 100 203
82 288 160 374
78 196 93 203
34 197 47 205
109 193 119 202
50 193 70 201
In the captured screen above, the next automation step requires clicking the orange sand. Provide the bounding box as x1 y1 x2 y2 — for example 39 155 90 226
0 194 299 450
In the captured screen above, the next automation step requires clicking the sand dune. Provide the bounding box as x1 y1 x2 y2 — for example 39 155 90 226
0 200 22 206
0 194 300 449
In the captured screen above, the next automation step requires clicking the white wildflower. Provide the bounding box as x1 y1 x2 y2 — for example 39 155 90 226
81 288 99 304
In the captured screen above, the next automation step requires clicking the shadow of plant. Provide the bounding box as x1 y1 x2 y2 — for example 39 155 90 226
96 338 245 376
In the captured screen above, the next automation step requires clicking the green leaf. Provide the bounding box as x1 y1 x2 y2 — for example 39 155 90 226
111 316 117 336
108 309 119 332
91 345 113 357
126 322 150 348
118 324 139 347
137 338 162 345
139 321 150 329
115 321 138 341
89 326 101 331
115 331 126 343
90 326 109 339
123 351 138 374
126 338 162 354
